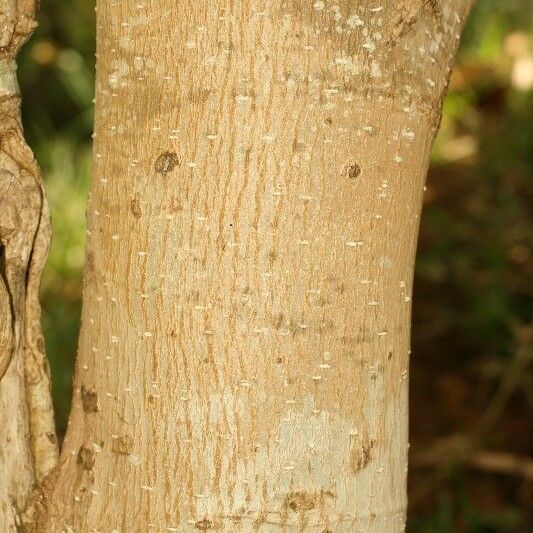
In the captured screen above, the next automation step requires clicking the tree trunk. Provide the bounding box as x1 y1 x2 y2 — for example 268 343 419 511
3 0 475 531
0 1 58 530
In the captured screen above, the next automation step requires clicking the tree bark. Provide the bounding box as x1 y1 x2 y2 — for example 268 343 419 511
6 0 474 531
0 1 58 530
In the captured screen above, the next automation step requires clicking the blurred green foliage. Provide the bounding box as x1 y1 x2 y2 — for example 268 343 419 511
17 0 531 531
19 0 95 428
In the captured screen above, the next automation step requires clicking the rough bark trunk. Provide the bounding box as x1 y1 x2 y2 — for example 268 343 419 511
0 1 58 530
3 0 474 531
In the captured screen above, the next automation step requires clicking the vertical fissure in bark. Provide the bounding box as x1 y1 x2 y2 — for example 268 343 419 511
0 243 15 365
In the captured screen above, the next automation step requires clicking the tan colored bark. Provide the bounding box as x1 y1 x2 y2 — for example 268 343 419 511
26 0 473 531
0 1 58 530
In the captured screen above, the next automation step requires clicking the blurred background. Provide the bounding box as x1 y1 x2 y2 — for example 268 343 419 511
17 1 532 531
